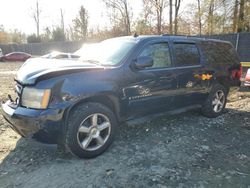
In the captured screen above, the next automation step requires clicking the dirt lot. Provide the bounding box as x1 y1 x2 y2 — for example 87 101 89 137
0 62 250 188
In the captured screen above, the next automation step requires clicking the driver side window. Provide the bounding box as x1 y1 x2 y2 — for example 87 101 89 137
139 43 171 68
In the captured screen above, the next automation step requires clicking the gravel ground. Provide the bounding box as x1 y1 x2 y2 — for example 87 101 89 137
0 62 250 188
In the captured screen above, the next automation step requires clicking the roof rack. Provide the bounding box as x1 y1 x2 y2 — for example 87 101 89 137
162 34 196 38
161 34 210 40
162 33 186 36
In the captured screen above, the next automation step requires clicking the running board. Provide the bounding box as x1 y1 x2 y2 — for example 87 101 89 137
126 104 201 126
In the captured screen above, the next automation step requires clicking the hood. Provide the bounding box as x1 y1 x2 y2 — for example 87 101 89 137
16 57 104 85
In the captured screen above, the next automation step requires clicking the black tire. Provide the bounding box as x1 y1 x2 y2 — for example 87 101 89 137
64 102 117 158
201 84 228 118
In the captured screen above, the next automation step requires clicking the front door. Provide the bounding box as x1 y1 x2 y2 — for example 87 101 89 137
123 41 178 119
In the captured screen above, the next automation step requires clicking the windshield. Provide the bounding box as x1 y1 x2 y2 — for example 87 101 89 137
79 38 136 65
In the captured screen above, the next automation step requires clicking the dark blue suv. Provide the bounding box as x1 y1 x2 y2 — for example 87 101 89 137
1 35 242 158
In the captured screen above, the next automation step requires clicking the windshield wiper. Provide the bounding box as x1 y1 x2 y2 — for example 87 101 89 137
82 59 101 65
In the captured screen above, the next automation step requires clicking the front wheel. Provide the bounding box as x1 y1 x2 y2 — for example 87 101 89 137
202 84 228 118
64 102 117 158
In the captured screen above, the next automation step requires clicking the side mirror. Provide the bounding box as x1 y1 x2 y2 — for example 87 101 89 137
134 56 154 69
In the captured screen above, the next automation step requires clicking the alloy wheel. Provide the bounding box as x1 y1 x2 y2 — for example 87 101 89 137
212 90 225 113
77 113 111 151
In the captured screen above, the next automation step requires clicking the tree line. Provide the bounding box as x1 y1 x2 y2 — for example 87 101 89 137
0 0 250 44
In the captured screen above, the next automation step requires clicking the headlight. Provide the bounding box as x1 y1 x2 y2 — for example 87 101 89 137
21 87 51 109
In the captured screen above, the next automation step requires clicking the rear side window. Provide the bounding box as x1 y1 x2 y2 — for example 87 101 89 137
198 41 239 65
139 43 171 68
173 43 200 67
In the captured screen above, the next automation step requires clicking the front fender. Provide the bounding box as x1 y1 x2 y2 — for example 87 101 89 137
35 69 124 121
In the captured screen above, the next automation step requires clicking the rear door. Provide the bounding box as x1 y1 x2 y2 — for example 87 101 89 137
171 41 210 107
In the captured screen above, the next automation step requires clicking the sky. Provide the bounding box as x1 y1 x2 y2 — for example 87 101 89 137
0 0 142 34
0 0 194 35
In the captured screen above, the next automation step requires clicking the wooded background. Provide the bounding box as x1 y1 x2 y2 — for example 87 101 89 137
0 0 250 43
0 32 250 62
0 0 250 61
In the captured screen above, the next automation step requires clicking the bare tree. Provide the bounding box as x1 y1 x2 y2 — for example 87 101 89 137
237 0 245 32
60 9 65 34
221 0 229 33
197 0 202 35
104 0 132 35
232 0 239 32
155 0 166 34
169 0 173 34
174 0 181 34
72 6 88 40
31 1 41 37
143 0 167 34
207 0 215 35
193 0 233 34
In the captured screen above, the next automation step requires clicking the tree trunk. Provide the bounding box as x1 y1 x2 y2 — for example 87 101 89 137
220 0 226 33
159 5 163 34
237 0 245 32
207 0 214 35
232 0 239 32
124 0 131 35
197 0 202 36
60 9 65 35
174 0 181 35
155 0 161 34
169 0 173 34
36 1 40 37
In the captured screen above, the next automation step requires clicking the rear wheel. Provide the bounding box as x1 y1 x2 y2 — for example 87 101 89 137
202 84 228 118
64 102 117 158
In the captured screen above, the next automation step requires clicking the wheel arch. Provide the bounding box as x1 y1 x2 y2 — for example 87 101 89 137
213 76 230 94
64 94 121 123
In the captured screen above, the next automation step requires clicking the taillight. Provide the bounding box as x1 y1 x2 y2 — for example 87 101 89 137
231 63 242 79
239 63 243 78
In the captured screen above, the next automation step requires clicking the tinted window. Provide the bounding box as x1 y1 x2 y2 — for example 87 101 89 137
173 43 200 66
139 43 171 68
198 41 239 65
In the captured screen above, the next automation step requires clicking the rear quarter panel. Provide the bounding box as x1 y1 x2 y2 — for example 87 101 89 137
197 40 241 88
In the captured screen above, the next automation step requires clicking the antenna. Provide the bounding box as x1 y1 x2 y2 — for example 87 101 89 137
133 32 139 38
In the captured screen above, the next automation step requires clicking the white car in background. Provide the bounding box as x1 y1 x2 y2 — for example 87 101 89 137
244 68 250 86
42 51 80 60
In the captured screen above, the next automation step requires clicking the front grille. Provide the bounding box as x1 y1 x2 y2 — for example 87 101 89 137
14 82 23 106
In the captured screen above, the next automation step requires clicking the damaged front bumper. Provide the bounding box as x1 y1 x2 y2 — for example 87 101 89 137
1 100 64 139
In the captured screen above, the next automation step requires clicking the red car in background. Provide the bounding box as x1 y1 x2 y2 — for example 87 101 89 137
244 68 250 86
0 52 31 62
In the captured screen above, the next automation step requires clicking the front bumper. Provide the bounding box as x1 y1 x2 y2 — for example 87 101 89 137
1 100 64 138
